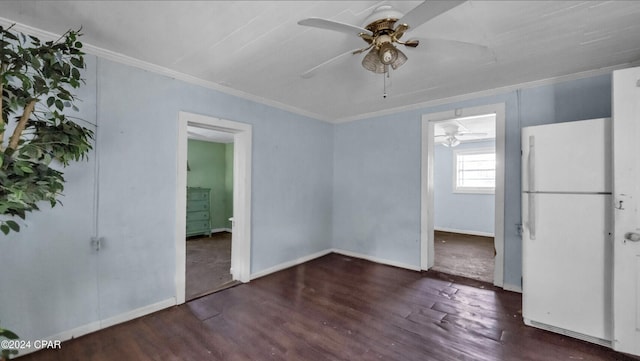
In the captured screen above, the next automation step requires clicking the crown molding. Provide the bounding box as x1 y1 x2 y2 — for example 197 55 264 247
332 63 634 123
0 17 332 123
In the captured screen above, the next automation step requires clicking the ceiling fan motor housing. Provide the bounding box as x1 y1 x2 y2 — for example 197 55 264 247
365 18 398 35
362 5 404 33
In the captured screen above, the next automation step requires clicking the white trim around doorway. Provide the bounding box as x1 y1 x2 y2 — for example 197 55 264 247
176 111 252 305
421 103 506 288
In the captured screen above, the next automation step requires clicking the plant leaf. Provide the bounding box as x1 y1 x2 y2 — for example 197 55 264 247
5 221 20 232
0 326 19 340
70 57 83 67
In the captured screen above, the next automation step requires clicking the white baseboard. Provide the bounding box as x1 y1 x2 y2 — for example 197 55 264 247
503 283 523 293
331 248 421 271
16 297 176 358
211 228 232 234
99 297 176 329
435 227 494 238
250 248 333 280
249 248 422 281
16 320 101 357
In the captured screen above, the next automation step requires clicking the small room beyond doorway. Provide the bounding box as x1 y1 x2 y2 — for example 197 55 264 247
432 114 496 283
185 126 236 300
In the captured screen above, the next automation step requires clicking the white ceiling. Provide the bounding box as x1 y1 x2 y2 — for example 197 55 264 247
1 1 640 123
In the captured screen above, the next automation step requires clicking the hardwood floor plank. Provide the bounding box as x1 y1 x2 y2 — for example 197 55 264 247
186 232 233 301
433 231 495 282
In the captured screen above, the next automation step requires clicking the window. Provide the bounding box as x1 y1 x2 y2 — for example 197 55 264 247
453 148 496 193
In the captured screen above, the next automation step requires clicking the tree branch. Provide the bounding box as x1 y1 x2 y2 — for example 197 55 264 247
7 99 37 151
0 63 5 151
0 77 4 152
0 27 5 152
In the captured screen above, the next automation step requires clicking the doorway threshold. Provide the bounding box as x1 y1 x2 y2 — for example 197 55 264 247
187 280 242 302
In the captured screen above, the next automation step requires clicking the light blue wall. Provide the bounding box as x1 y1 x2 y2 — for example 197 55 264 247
332 117 422 266
333 73 612 288
434 140 495 235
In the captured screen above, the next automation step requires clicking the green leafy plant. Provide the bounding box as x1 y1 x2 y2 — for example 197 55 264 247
0 24 93 235
0 322 19 360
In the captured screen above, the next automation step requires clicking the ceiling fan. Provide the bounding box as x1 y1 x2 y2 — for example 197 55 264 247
297 0 492 78
435 122 488 147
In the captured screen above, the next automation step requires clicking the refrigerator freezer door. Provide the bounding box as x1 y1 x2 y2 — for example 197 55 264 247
522 118 611 193
522 193 612 341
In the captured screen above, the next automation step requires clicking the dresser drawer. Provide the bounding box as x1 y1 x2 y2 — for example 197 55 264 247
187 210 209 221
187 188 210 201
187 199 209 212
186 187 211 237
186 220 210 235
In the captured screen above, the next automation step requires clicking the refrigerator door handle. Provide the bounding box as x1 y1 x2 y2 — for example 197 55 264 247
527 135 536 240
528 193 536 240
528 135 535 191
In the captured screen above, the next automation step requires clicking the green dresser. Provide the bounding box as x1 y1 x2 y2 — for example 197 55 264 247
186 187 211 237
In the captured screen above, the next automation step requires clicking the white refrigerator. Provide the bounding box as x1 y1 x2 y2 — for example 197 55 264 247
521 117 613 346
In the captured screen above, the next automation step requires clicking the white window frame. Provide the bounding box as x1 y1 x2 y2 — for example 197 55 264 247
452 147 496 194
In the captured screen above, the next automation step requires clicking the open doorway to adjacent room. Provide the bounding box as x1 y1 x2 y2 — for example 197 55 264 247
184 126 237 300
422 103 505 287
176 111 253 305
431 114 496 282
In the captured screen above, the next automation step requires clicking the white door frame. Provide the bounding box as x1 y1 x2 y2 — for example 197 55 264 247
175 111 252 305
421 103 506 287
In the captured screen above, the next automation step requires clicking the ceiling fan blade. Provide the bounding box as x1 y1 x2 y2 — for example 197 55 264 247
402 39 420 48
298 18 372 37
301 48 361 79
410 37 496 62
397 0 466 31
458 132 489 137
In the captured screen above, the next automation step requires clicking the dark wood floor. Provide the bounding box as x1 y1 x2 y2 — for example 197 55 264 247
433 231 495 283
21 253 634 361
186 232 234 301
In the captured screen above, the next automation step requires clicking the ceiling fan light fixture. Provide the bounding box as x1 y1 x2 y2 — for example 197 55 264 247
378 42 398 65
442 135 461 147
390 48 407 69
362 48 386 73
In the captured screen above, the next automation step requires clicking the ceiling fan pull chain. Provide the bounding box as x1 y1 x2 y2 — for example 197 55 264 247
383 65 390 99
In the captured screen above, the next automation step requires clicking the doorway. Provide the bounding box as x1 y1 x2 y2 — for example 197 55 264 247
430 115 497 282
185 128 236 300
421 103 505 287
176 112 252 305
